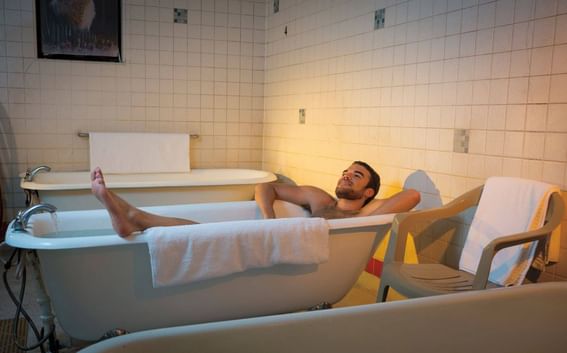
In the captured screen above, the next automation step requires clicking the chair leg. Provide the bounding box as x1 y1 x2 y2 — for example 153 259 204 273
376 282 389 303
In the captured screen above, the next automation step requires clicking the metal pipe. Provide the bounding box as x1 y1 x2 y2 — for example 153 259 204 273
27 251 58 352
78 131 200 139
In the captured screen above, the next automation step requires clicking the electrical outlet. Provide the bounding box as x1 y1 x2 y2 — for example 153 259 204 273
274 0 279 13
174 8 188 24
453 129 469 153
299 109 306 124
374 8 385 30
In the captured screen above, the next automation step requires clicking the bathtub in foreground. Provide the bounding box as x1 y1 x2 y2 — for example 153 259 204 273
80 282 567 353
6 200 394 341
20 169 277 210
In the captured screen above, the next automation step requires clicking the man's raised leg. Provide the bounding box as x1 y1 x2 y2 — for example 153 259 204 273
91 167 196 237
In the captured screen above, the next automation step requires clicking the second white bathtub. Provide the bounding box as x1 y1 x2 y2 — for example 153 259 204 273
6 200 394 341
20 168 277 210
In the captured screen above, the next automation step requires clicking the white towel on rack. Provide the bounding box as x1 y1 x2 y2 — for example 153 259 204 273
146 217 330 288
89 132 190 174
458 177 559 286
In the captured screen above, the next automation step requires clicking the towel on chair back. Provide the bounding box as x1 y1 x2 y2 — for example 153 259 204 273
146 217 329 288
458 177 559 286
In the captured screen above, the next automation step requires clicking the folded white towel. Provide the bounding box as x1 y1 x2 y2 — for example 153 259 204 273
146 217 329 288
458 177 559 286
89 132 190 174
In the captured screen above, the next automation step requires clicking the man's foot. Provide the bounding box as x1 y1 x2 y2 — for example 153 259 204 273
91 167 140 237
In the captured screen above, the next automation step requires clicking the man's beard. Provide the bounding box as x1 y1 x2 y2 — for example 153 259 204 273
335 187 364 200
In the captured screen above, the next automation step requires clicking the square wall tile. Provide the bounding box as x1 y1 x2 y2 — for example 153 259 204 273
492 52 511 78
523 132 545 159
468 130 486 154
508 77 529 103
528 75 551 103
477 2 496 30
506 105 526 130
485 156 503 176
486 131 505 155
495 0 515 26
489 79 509 104
504 131 524 157
526 104 548 131
522 160 544 180
535 0 557 18
544 133 567 161
510 49 531 77
488 105 507 130
512 22 534 50
530 46 553 75
542 161 566 185
555 14 567 44
552 44 567 73
547 104 567 132
493 25 513 51
533 17 556 47
549 74 567 102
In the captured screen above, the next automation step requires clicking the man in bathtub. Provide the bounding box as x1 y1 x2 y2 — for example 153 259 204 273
91 161 420 237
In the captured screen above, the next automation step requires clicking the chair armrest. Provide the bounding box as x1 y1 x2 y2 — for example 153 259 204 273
386 185 484 263
472 192 565 289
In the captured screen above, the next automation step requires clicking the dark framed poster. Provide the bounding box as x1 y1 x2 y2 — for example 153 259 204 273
35 0 122 62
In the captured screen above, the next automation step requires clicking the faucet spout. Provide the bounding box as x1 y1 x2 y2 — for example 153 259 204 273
24 165 51 182
12 203 57 231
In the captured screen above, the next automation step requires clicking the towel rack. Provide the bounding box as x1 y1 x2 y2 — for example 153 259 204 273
77 132 200 139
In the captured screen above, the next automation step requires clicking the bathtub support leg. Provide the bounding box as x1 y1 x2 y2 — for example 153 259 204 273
307 302 332 311
27 251 59 353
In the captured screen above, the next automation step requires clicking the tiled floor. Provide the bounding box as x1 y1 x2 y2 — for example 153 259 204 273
1 242 385 352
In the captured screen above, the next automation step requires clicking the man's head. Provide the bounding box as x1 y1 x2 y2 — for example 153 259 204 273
335 161 381 206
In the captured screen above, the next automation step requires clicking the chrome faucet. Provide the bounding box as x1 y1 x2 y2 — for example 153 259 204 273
12 203 57 231
24 165 51 182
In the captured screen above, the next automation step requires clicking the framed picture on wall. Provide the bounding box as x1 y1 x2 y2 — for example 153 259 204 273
35 0 122 62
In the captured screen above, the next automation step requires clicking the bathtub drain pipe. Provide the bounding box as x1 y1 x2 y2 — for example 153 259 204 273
2 248 59 352
27 250 59 352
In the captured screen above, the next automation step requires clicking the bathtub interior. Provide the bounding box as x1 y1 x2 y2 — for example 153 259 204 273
8 200 393 341
24 200 309 241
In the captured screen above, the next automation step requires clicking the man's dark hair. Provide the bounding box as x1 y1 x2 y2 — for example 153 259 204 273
353 161 380 206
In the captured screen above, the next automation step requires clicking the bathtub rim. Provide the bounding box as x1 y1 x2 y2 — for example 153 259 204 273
6 213 395 250
20 168 277 191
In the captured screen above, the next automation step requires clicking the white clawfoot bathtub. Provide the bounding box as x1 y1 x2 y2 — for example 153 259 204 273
80 282 567 353
20 169 277 210
6 200 394 341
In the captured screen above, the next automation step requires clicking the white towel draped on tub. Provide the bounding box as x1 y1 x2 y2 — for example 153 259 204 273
458 177 560 287
89 132 190 174
146 217 330 288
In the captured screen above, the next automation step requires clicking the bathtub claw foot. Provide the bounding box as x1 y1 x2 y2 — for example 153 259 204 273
98 328 130 341
307 302 332 311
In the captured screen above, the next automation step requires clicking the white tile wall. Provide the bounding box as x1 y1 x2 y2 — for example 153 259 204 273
2 0 567 231
0 0 266 218
263 0 567 204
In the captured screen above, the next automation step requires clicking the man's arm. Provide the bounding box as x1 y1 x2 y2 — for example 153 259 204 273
358 189 421 216
254 182 334 219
